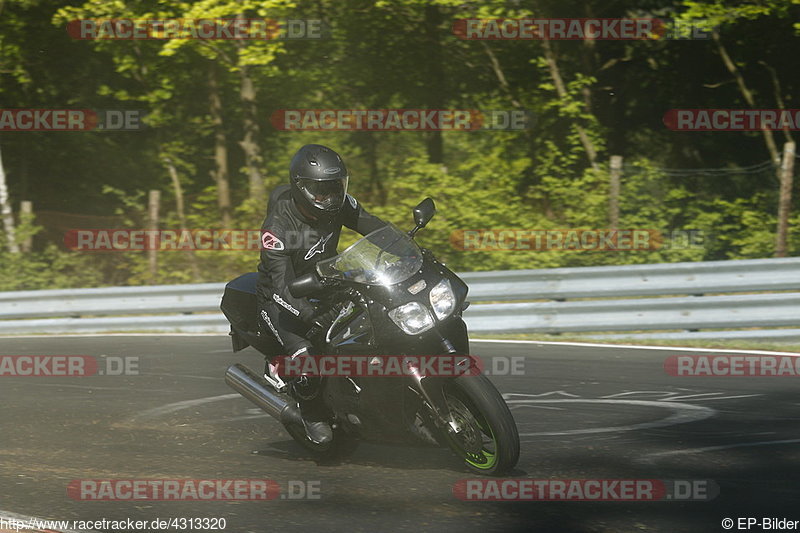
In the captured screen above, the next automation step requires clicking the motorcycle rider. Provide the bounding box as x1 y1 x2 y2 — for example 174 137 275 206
256 144 387 445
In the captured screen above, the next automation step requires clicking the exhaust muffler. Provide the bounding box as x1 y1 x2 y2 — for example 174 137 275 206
225 363 304 426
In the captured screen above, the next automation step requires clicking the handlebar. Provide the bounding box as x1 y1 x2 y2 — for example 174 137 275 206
289 271 340 298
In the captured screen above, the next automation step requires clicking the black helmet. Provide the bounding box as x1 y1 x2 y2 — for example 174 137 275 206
289 144 349 219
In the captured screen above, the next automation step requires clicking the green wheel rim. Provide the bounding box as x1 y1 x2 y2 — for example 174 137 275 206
463 421 498 470
446 393 499 470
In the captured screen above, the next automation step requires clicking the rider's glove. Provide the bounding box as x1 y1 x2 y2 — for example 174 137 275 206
298 307 317 325
311 306 342 331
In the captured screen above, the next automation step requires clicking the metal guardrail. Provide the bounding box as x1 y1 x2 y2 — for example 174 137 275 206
0 257 798 341
0 283 222 320
461 257 800 301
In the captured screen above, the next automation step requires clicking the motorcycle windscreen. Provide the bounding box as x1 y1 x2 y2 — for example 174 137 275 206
316 224 423 286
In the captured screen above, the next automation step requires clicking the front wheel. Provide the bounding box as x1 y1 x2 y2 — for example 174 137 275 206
442 374 520 475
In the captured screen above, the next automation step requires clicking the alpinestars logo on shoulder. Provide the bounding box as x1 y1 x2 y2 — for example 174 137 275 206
304 232 333 260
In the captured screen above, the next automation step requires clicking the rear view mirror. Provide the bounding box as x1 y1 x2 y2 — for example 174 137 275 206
410 198 436 237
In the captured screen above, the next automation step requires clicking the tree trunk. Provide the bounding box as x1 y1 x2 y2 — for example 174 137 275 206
0 145 20 253
713 31 781 166
359 131 385 205
424 4 444 164
579 4 600 114
235 24 266 204
540 36 600 171
209 63 232 227
609 156 622 230
148 190 160 283
238 65 266 204
483 40 545 196
162 158 187 226
758 60 794 145
20 200 33 253
162 156 201 280
482 42 522 109
776 141 795 257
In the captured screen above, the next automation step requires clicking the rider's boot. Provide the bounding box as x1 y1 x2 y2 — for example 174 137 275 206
265 349 332 445
298 392 333 445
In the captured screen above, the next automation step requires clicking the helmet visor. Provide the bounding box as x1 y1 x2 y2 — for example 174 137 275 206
297 176 349 212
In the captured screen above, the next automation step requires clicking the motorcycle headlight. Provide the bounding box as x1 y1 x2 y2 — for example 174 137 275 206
388 301 434 335
429 279 456 320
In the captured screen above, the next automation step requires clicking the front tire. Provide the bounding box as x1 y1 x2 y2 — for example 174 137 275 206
443 374 520 475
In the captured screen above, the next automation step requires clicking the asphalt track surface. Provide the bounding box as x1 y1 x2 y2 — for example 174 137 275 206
2 335 800 533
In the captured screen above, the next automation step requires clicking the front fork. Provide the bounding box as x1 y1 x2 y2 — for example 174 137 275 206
407 332 475 437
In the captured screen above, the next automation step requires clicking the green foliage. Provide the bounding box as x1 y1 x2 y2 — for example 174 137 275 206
0 245 105 291
0 0 798 290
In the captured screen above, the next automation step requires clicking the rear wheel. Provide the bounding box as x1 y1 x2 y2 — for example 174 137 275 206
443 374 519 475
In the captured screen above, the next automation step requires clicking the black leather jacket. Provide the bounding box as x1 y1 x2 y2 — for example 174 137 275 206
256 184 386 320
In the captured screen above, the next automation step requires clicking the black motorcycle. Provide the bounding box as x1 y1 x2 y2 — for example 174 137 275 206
220 198 519 475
